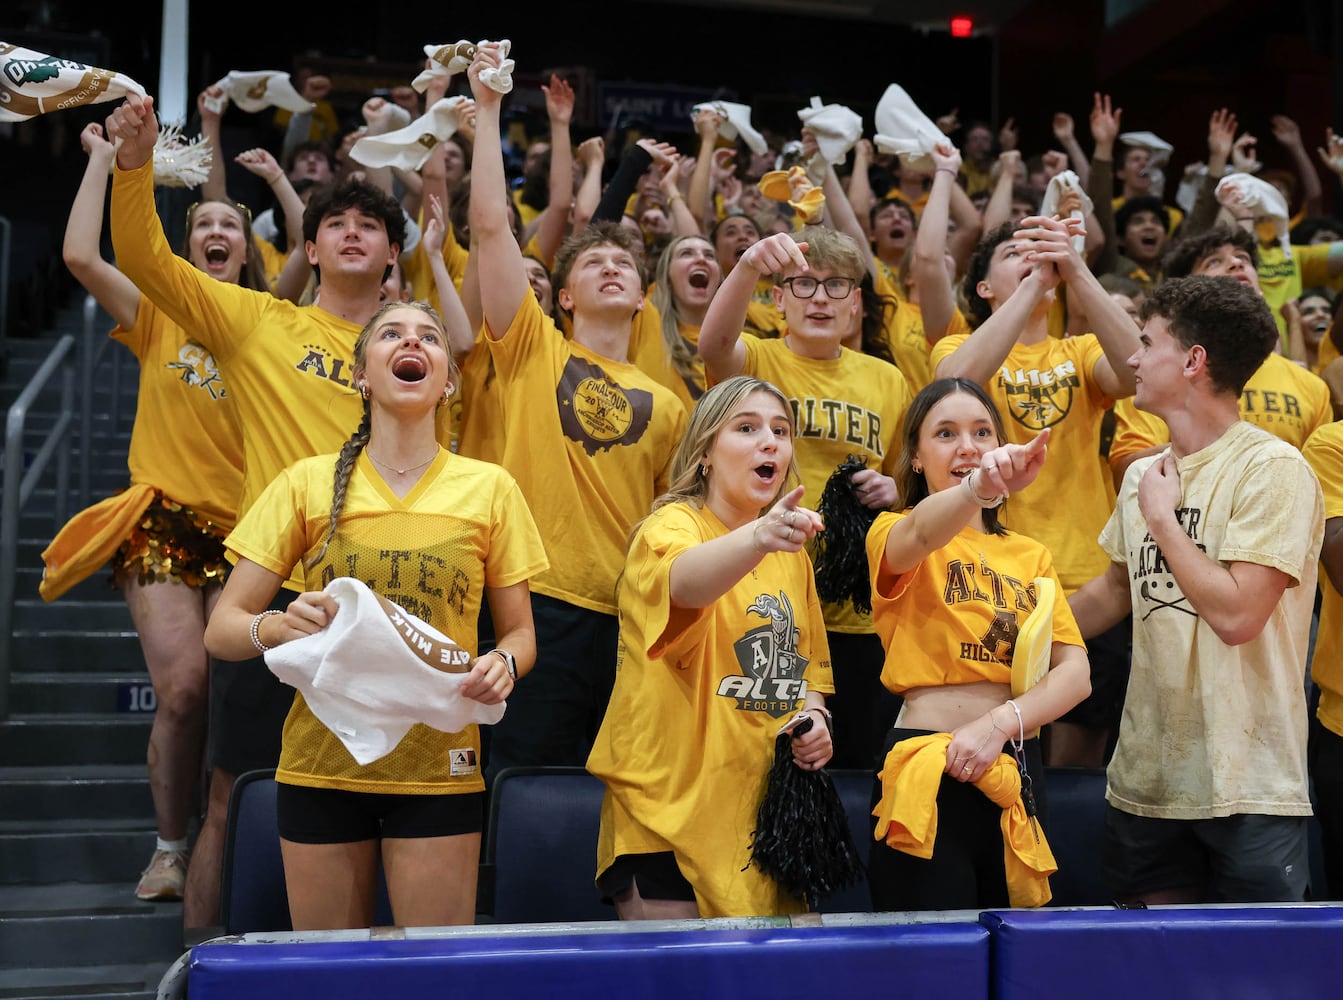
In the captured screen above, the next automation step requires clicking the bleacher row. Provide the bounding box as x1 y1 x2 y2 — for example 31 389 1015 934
194 766 1343 997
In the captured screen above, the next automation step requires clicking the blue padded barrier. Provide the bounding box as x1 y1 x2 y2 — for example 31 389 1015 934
187 919 990 1000
984 905 1343 1000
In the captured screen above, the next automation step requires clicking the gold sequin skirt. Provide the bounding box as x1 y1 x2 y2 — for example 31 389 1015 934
111 492 229 589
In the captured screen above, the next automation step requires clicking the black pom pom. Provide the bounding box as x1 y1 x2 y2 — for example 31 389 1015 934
745 721 866 909
812 455 880 614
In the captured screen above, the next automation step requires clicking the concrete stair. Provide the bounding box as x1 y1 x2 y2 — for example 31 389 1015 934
1 302 182 997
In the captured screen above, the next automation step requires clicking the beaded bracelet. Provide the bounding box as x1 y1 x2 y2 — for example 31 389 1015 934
250 609 283 654
962 468 1007 508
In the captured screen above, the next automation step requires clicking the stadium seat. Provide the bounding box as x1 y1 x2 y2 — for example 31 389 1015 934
483 767 612 922
1040 766 1109 906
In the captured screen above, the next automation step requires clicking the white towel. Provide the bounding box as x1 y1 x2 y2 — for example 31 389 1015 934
691 100 767 156
1039 170 1093 253
265 577 504 766
0 41 145 123
1216 172 1291 252
1119 130 1173 199
872 84 944 172
797 96 863 166
478 39 514 94
411 41 476 93
349 97 471 172
1118 130 1173 168
210 70 312 114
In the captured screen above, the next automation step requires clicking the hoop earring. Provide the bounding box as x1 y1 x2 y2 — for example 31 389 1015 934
358 382 370 401
698 464 708 478
911 461 922 473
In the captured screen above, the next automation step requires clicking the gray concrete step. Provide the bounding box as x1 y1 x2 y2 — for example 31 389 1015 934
9 672 152 714
0 765 152 822
0 882 183 968
0 715 152 766
14 599 134 631
0 817 157 885
0 960 170 1000
10 632 144 672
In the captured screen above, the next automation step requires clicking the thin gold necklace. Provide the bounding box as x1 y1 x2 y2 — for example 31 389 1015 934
366 450 437 476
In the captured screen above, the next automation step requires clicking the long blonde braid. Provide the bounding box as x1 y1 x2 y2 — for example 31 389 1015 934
305 404 372 570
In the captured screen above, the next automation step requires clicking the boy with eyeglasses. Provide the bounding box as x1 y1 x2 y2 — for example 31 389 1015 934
699 226 913 770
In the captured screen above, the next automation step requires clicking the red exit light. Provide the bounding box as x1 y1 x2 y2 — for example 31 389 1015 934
950 16 973 37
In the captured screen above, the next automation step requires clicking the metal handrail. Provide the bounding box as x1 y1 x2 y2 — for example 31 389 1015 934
80 294 114 508
0 216 11 346
0 334 77 720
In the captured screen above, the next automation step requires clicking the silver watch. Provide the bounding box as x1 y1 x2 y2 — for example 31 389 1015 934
492 647 517 681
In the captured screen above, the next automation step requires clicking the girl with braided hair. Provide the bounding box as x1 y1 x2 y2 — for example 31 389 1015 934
205 301 547 929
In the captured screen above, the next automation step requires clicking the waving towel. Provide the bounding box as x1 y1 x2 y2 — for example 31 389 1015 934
691 99 767 156
478 39 515 94
209 70 312 114
411 41 477 93
0 41 144 122
873 84 943 172
1217 172 1291 252
349 96 471 172
1039 172 1092 253
797 96 863 167
265 577 504 766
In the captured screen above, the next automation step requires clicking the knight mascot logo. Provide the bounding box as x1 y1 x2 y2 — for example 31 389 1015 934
717 591 809 718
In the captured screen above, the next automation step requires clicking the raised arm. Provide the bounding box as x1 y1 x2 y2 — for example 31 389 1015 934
846 139 876 240
467 44 532 339
981 149 1022 233
531 74 576 263
1053 112 1090 188
670 486 823 608
881 431 1049 575
63 122 141 329
687 107 725 228
935 261 1056 384
1187 108 1239 236
698 232 808 382
420 193 474 358
946 174 984 274
235 148 303 249
197 87 229 203
1088 92 1121 274
1016 215 1138 396
658 154 701 237
821 160 879 280
572 137 606 232
912 141 960 344
1273 115 1324 218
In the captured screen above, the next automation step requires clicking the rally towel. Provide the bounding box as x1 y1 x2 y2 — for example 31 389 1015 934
691 100 767 156
349 97 472 172
0 41 144 122
797 96 863 167
208 70 312 114
265 577 505 765
873 84 943 172
411 41 477 93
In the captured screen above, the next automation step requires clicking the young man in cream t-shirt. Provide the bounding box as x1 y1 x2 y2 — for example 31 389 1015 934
1070 275 1324 904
